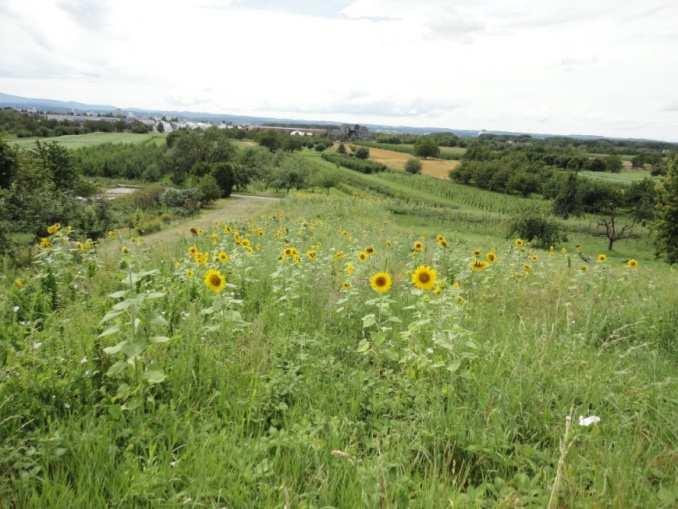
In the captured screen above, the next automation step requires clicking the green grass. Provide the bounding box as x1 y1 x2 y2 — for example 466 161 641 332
579 169 654 185
8 132 167 150
1 151 676 507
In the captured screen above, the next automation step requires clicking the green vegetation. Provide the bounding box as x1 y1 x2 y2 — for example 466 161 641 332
322 152 387 174
9 132 166 150
1 126 677 507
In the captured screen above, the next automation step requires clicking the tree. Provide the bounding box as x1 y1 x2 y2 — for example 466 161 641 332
0 137 18 189
354 146 369 160
156 122 165 133
405 157 422 174
605 155 623 173
552 173 581 219
211 162 235 197
655 156 678 263
414 137 440 158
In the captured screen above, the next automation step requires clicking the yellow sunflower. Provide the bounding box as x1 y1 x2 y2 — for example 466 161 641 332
473 249 481 257
345 262 355 275
412 240 424 253
437 237 448 248
47 223 61 235
334 250 345 260
411 265 437 291
514 239 525 249
358 251 369 262
486 252 497 263
626 258 638 269
185 268 194 278
596 254 607 263
365 246 375 255
306 249 317 261
530 255 539 262
452 281 461 289
370 271 393 294
195 252 209 265
218 251 230 263
203 269 226 293
471 259 489 272
341 281 352 290
188 245 198 257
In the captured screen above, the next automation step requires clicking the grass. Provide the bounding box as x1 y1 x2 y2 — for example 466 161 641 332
1 154 676 507
579 169 655 185
8 132 167 150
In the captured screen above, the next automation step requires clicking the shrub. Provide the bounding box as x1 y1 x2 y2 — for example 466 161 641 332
321 153 387 174
159 188 202 212
314 143 328 152
196 175 221 204
508 211 566 248
414 137 440 158
405 158 422 174
210 162 235 197
354 147 370 160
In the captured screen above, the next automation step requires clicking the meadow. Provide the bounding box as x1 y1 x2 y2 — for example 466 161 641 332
7 132 167 149
357 141 467 160
1 144 677 507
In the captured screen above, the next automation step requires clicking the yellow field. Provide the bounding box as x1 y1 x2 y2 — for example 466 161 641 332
365 147 460 179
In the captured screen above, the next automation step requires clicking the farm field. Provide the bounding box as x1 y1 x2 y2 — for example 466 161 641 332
8 131 167 149
579 168 655 185
365 146 461 180
357 141 466 160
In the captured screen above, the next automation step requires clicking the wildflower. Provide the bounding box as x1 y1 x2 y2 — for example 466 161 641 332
39 238 51 249
471 259 489 272
436 236 448 248
195 252 209 265
306 249 317 261
522 263 532 273
188 245 198 258
596 254 607 263
47 223 61 235
626 258 638 269
14 278 26 289
358 251 369 262
412 240 424 253
530 254 539 262
486 251 497 263
217 251 230 263
203 269 226 293
370 271 393 294
411 265 437 291
345 262 355 275
514 239 525 249
435 234 445 243
334 250 345 260
185 269 194 278
578 415 601 427
341 281 352 291
473 249 481 257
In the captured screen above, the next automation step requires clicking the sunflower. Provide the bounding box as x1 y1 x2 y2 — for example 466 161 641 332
514 239 525 249
195 252 209 265
358 251 369 262
255 228 264 237
412 240 424 253
436 236 448 248
47 223 61 235
486 252 497 263
218 251 230 263
306 249 317 261
14 278 25 289
39 238 51 249
370 272 393 294
385 240 392 247
523 263 532 273
596 254 607 263
188 245 198 257
435 234 445 243
473 249 481 257
345 262 355 275
334 250 345 260
626 258 638 269
341 281 352 291
365 246 375 255
411 265 437 291
203 269 226 293
470 259 489 272
223 225 232 234
185 268 194 278
530 255 539 262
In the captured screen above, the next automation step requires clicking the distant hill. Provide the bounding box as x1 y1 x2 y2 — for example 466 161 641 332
0 92 670 143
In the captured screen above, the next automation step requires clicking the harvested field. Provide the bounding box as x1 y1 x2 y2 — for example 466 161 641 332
366 146 460 179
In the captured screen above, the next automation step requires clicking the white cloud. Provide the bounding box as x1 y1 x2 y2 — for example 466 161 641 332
0 0 677 140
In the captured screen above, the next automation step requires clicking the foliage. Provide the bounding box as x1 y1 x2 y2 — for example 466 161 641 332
414 137 441 158
655 156 678 263
508 211 566 248
354 146 369 160
405 157 422 174
321 152 387 174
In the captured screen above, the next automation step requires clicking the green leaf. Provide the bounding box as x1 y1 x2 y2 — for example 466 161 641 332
103 340 127 355
356 339 371 353
100 310 122 324
98 326 120 339
144 369 167 385
108 290 127 299
361 313 376 329
150 336 171 344
147 291 166 300
106 360 127 377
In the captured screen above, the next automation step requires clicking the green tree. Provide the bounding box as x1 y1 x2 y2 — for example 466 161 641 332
211 162 235 197
0 137 18 189
552 174 581 219
414 137 440 158
605 155 623 173
655 156 678 263
354 146 369 160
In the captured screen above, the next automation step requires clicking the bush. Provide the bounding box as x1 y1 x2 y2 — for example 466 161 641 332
354 147 370 160
196 175 221 204
314 143 328 152
159 188 202 212
508 211 566 248
321 153 387 174
211 162 235 197
405 158 422 174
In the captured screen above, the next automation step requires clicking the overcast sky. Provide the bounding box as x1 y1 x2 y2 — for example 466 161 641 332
1 0 678 140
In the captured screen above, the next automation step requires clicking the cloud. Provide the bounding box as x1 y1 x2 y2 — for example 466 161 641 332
662 102 678 112
57 0 111 29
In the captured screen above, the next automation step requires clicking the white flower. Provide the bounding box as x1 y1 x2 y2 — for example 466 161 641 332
13 306 19 313
578 415 601 427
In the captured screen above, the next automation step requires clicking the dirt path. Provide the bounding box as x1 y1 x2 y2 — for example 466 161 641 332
141 194 279 247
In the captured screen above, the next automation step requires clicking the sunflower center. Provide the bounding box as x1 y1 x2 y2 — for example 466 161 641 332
376 276 387 287
210 275 222 286
418 272 430 283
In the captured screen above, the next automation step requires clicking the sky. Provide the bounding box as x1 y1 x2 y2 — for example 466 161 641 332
1 0 678 141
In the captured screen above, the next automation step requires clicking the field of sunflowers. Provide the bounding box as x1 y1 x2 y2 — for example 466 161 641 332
1 189 677 507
